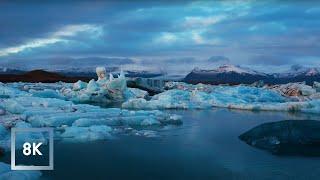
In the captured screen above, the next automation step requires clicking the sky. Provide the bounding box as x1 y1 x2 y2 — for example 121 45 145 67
0 0 319 74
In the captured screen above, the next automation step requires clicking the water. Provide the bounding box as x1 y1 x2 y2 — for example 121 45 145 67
2 109 320 179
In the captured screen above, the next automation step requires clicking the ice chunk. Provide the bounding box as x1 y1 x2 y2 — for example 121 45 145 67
96 66 107 81
313 81 320 92
0 162 42 180
2 99 25 114
125 88 149 99
29 89 65 99
14 121 48 149
0 83 28 98
73 80 87 91
269 82 316 97
72 118 110 127
86 79 100 92
59 69 133 103
1 84 182 142
60 125 112 142
140 118 161 126
122 84 320 115
134 130 158 138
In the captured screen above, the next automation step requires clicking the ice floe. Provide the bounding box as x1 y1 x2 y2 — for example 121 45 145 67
268 82 317 97
3 68 147 105
58 69 148 104
60 125 112 142
0 83 182 149
123 82 320 115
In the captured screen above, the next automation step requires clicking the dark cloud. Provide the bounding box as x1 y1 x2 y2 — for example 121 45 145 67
248 55 295 66
0 0 319 71
0 56 135 70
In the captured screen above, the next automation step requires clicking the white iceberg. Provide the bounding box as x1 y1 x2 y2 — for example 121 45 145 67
58 70 148 104
72 80 87 91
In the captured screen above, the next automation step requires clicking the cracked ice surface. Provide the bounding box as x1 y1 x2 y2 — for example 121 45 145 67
123 84 320 114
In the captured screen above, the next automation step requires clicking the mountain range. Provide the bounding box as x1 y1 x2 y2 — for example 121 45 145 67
184 64 320 85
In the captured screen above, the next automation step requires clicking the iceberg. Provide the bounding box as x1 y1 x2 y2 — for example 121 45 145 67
60 125 112 142
123 83 320 115
2 67 148 105
123 86 286 110
73 80 87 91
268 82 317 98
0 84 182 146
14 121 48 149
58 68 148 104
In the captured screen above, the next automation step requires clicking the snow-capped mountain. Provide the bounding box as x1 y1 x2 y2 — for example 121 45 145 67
211 64 266 76
275 65 320 78
184 64 320 85
184 65 269 85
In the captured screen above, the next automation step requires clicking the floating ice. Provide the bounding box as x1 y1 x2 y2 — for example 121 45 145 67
73 80 87 91
269 82 317 97
2 70 146 105
0 83 29 98
60 125 112 142
314 81 320 92
86 79 100 92
14 121 48 149
0 84 181 146
29 89 65 99
58 70 147 104
0 162 41 180
123 86 286 110
96 66 107 81
123 83 320 115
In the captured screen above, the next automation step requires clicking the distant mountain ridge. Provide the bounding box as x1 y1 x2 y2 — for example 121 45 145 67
184 64 320 85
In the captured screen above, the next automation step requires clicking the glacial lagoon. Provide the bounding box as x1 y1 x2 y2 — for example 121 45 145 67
2 109 320 180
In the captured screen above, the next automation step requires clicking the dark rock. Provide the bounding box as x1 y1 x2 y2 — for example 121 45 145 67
239 120 320 156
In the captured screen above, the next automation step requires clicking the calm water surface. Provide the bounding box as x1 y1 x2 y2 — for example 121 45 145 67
2 109 320 180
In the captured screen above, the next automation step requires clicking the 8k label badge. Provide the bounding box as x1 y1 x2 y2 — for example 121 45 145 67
11 128 54 170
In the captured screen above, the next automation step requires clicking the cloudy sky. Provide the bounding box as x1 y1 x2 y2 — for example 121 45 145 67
0 0 319 73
